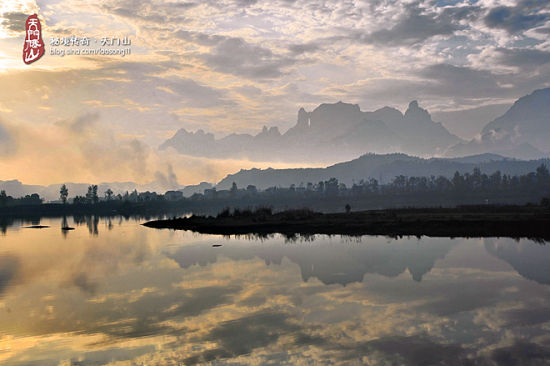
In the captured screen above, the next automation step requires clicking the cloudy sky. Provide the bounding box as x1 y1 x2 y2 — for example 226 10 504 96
1 0 549 187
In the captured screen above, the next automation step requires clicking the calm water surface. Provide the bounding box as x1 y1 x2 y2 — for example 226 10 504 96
0 216 550 365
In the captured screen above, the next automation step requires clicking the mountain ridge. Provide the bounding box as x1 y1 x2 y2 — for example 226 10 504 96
215 152 549 190
446 88 550 159
161 100 463 163
162 88 550 162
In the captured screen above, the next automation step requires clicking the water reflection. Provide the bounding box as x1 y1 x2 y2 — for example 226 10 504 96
484 238 550 285
0 216 549 365
166 236 457 285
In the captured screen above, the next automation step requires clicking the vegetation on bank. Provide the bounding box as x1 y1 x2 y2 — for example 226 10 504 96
1 165 550 216
143 203 550 240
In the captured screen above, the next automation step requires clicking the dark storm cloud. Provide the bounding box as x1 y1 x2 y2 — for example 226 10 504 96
339 335 468 365
421 63 500 96
502 307 550 327
167 2 199 9
334 336 550 366
66 112 100 134
78 60 231 108
66 345 155 366
491 342 550 366
535 27 550 34
484 0 550 34
71 272 98 295
182 311 550 366
354 3 478 46
418 61 550 103
0 11 27 32
175 30 297 79
183 310 323 364
159 77 230 107
491 47 550 69
89 285 241 341
288 41 322 55
101 0 195 24
329 63 503 106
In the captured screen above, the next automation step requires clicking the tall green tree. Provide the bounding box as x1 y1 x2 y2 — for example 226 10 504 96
59 184 68 204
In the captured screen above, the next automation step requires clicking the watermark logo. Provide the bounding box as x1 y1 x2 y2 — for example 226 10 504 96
23 14 45 64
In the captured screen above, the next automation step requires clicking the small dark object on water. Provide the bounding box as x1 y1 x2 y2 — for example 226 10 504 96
61 227 75 231
25 225 49 229
212 244 222 247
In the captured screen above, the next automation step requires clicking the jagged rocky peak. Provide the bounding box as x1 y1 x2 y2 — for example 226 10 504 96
375 106 403 116
404 100 432 121
309 101 363 129
297 107 310 128
258 125 281 137
172 128 211 139
510 88 550 117
482 87 550 134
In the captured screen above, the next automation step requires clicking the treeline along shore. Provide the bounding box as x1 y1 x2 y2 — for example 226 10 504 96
143 205 550 240
2 165 550 217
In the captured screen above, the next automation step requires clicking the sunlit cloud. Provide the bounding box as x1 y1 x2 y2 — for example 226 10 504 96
0 0 549 185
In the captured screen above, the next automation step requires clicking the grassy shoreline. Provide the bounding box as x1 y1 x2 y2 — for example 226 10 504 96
142 205 550 240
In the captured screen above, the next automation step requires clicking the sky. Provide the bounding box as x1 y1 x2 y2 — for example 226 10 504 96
0 0 549 187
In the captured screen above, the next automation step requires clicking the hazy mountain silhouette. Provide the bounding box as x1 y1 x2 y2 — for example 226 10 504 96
165 237 457 286
160 101 462 163
447 88 550 159
180 182 213 197
216 152 550 189
484 238 550 286
162 89 550 162
0 180 200 201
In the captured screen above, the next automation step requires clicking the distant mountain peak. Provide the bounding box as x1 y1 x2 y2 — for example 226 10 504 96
469 87 550 154
297 107 310 128
404 100 431 120
161 99 461 162
258 126 281 137
313 101 360 112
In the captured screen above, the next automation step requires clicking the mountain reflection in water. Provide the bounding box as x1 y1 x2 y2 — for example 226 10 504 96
0 215 549 365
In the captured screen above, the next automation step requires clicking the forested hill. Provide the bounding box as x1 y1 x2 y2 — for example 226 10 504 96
216 153 550 190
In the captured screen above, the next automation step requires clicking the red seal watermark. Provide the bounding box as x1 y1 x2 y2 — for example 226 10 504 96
23 14 45 65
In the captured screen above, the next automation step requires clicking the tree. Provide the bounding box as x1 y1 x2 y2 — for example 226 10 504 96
536 164 549 180
105 188 113 200
452 171 465 192
230 182 238 197
59 184 68 204
0 190 8 207
325 178 339 196
92 185 98 203
86 185 99 204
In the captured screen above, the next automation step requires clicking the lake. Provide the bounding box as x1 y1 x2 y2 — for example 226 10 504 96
0 216 549 365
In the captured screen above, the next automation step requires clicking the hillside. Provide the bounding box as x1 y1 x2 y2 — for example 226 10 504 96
216 153 550 189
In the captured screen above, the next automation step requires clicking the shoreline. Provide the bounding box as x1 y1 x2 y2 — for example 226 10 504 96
143 205 550 240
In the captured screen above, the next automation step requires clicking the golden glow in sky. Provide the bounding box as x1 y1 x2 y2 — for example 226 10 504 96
0 0 549 187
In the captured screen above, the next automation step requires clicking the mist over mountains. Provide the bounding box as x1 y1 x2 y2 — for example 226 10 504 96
5 89 550 200
161 88 550 162
216 153 550 190
447 88 550 160
161 100 462 163
0 181 158 202
0 179 215 202
6 152 548 201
